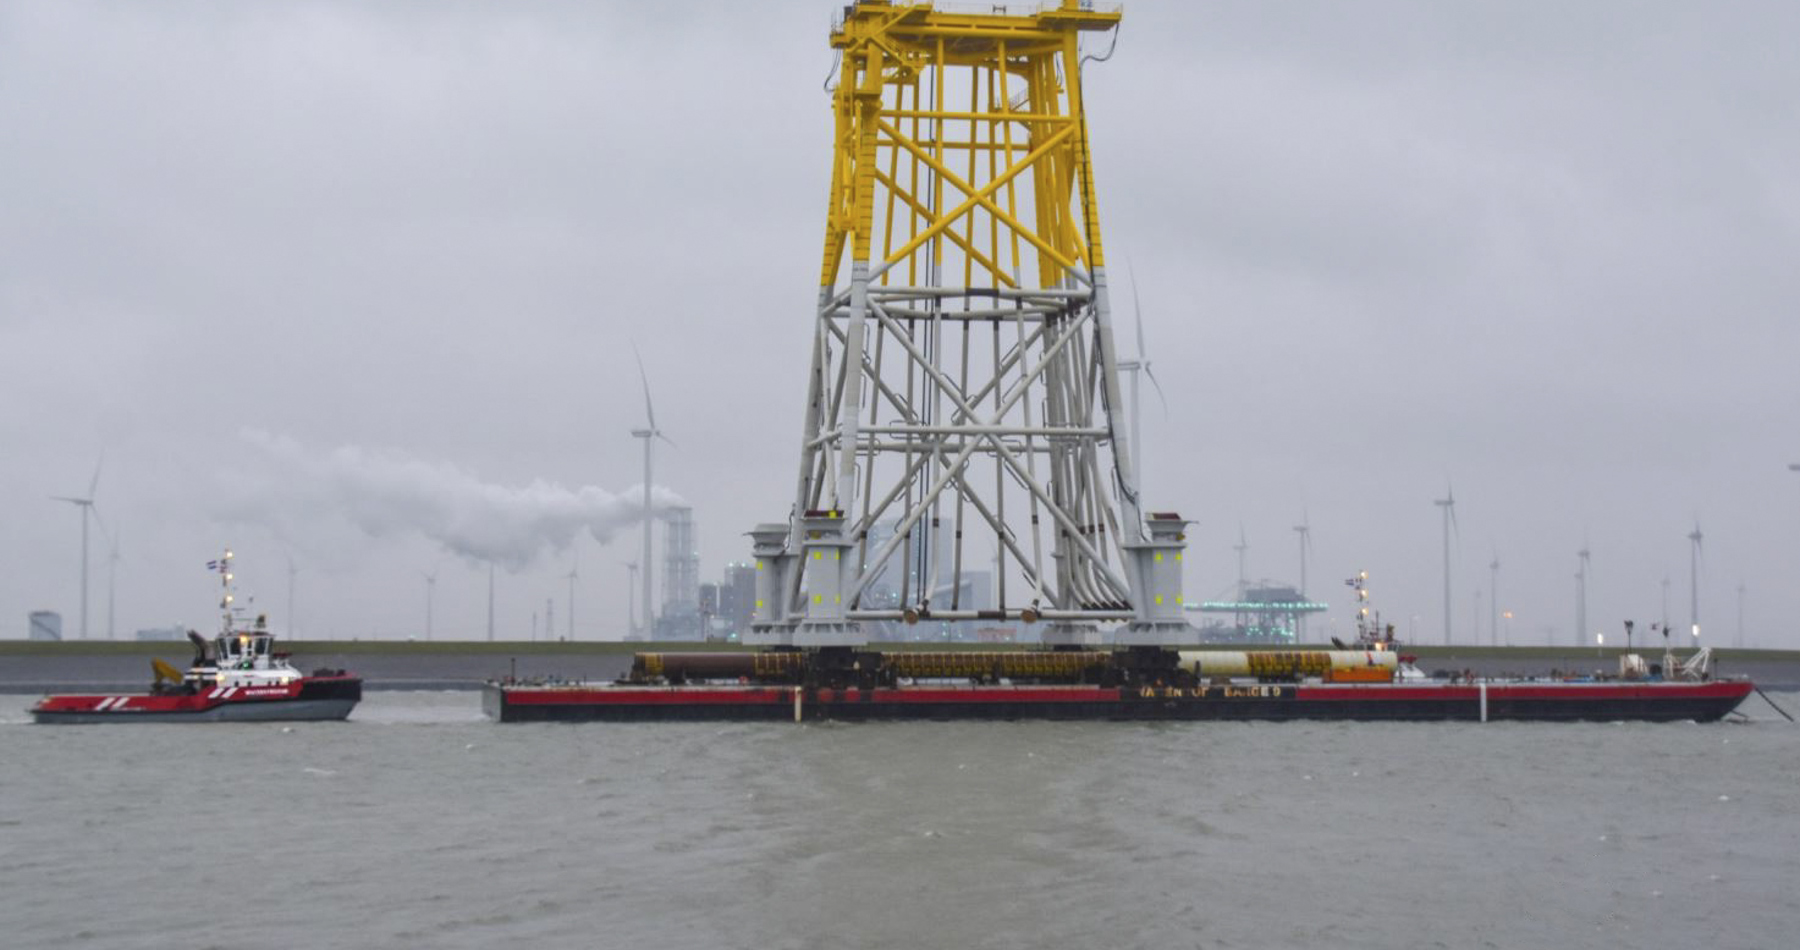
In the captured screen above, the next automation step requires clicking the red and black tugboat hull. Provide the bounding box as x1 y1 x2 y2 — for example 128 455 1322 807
31 676 362 724
483 680 1754 724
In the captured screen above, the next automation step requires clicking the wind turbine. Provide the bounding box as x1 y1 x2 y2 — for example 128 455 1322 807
1116 262 1167 500
422 568 438 641
1292 513 1311 641
1687 521 1703 639
565 555 579 641
1433 484 1457 646
630 344 674 639
1576 544 1590 648
51 458 103 639
487 561 496 642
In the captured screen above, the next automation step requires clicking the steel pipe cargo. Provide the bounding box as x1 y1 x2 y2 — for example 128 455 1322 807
1176 650 1398 678
886 651 1110 680
632 652 804 681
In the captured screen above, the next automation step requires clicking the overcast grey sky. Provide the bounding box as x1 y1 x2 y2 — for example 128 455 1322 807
4 0 1796 646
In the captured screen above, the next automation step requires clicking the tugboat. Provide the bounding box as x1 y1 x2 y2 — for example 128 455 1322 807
31 549 361 724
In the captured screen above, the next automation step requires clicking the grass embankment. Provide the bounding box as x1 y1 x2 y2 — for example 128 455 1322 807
5 639 1796 662
1398 644 1800 662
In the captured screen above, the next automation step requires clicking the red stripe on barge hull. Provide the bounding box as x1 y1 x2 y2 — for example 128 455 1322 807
484 680 1755 723
850 687 1118 704
503 687 791 706
1296 681 1753 702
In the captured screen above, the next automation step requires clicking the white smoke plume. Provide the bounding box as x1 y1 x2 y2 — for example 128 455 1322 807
221 430 682 569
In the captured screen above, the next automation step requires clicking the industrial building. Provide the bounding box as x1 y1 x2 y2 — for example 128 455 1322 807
1188 584 1328 644
28 611 62 641
653 506 703 640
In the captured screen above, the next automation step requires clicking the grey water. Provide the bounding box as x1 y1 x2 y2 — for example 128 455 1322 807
3 692 1797 950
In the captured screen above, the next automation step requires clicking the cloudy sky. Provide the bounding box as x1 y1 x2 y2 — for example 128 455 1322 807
3 0 1796 646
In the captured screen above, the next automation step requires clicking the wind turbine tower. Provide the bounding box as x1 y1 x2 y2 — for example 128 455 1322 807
630 346 673 639
1736 582 1745 648
566 558 579 641
624 561 639 638
1434 486 1456 645
1293 515 1311 641
1576 545 1590 648
487 562 496 642
1688 522 1703 639
51 459 103 639
1233 527 1249 635
1728 582 1742 647
287 556 299 638
1234 527 1249 600
1489 552 1499 648
104 526 120 640
422 569 437 641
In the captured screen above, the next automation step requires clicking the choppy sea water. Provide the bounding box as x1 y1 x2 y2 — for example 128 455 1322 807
2 691 1797 950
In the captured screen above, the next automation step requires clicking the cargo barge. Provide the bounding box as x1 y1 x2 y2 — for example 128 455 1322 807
483 646 1753 724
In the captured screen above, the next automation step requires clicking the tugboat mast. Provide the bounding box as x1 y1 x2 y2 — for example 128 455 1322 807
217 547 237 632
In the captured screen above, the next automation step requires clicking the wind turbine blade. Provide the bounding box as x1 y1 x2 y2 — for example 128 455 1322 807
1127 258 1146 360
89 455 103 500
630 341 658 433
656 431 677 449
1142 363 1169 419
